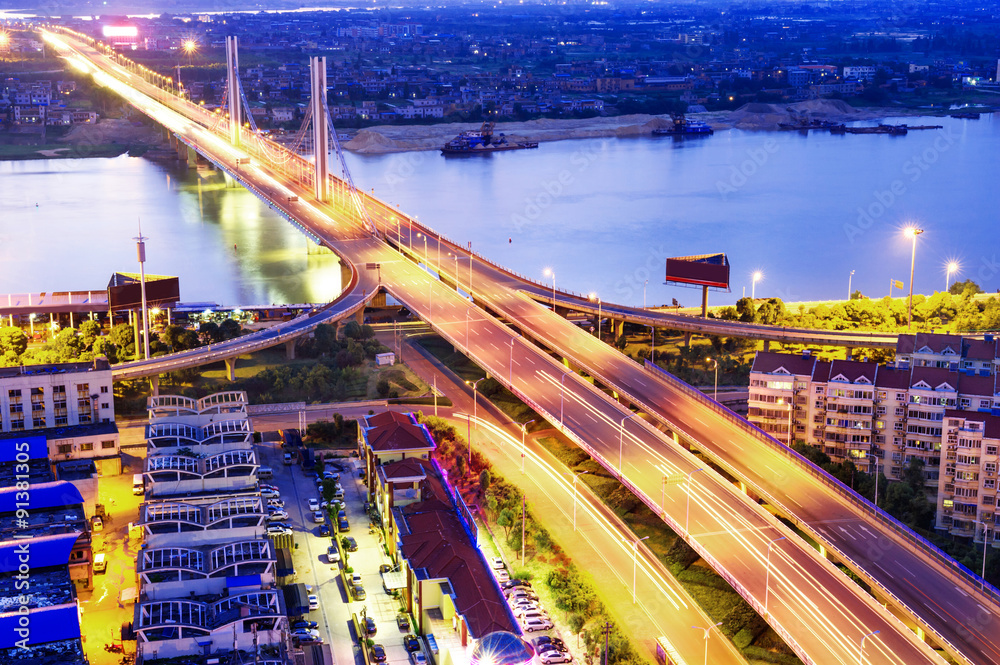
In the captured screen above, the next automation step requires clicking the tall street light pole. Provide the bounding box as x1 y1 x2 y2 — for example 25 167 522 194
519 419 536 473
573 470 589 531
946 261 959 293
712 359 719 401
630 535 650 603
691 622 722 665
980 520 992 590
544 268 556 307
765 535 786 616
619 412 637 474
134 223 151 360
643 279 647 309
858 630 880 665
752 271 763 301
685 468 705 537
848 269 855 300
905 226 923 329
466 378 485 462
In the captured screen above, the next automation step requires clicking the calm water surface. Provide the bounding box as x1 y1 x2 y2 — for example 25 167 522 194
1 114 998 308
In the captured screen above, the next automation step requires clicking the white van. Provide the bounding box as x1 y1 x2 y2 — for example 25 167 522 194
131 474 145 495
93 553 107 574
258 466 274 480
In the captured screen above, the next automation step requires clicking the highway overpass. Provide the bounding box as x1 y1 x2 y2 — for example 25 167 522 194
43 27 1000 665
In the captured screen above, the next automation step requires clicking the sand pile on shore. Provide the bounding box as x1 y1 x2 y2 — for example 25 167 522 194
60 118 163 145
726 99 872 129
343 129 422 153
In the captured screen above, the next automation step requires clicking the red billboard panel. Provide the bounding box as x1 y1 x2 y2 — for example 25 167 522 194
665 253 730 290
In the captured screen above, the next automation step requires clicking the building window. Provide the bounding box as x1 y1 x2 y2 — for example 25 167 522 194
101 402 109 410
33 415 45 428
57 444 72 454
80 442 93 452
10 418 24 431
101 440 116 449
987 446 998 456
76 383 89 396
55 415 68 426
100 386 109 393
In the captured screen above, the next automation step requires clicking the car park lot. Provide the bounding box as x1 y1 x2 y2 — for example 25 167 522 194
254 437 421 665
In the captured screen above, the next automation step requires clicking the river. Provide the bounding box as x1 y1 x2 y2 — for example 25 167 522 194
2 114 998 309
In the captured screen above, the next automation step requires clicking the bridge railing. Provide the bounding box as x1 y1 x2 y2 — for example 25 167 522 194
386 281 817 665
642 359 1000 616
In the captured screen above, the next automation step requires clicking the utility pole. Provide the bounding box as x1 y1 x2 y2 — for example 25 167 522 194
134 223 151 360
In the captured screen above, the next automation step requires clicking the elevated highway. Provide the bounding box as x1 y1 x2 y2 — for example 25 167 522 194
45 28 1000 665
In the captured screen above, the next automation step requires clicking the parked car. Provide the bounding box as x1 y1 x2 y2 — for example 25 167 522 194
266 511 289 522
323 471 340 481
370 645 387 663
403 635 420 652
364 616 377 636
513 604 542 618
495 569 510 583
260 488 280 499
502 579 531 590
539 651 573 664
352 584 366 601
410 651 427 665
327 546 341 563
397 613 411 631
343 537 358 552
338 515 350 531
312 510 325 524
292 628 320 639
291 620 317 630
268 522 293 531
307 594 320 611
507 589 538 602
308 498 320 512
266 498 285 508
521 616 554 632
266 525 292 536
351 572 363 587
532 636 568 652
490 557 505 570
319 524 331 537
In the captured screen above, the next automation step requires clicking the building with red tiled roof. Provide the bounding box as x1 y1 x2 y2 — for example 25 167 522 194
748 339 1000 491
359 411 436 500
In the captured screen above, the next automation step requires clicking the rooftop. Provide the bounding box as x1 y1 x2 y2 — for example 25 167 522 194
750 351 816 377
0 358 109 379
363 411 436 453
0 421 118 444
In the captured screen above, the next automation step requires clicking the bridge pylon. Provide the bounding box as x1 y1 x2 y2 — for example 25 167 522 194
224 36 242 147
310 56 330 202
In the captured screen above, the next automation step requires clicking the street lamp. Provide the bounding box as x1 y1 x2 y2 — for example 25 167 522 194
643 279 648 309
589 292 602 339
904 226 923 329
765 535 786 617
711 359 719 401
466 378 485 462
630 535 650 603
946 260 960 292
559 371 568 426
544 268 556 306
619 412 637 474
519 419 536 473
979 520 992 591
573 470 589 531
848 269 855 300
648 325 656 363
685 468 705 536
752 271 763 300
858 630 880 665
691 623 722 665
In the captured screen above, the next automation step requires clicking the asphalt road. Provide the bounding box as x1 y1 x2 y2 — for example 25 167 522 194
50 30 990 665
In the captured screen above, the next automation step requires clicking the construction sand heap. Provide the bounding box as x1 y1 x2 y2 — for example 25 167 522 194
725 99 876 130
60 118 164 145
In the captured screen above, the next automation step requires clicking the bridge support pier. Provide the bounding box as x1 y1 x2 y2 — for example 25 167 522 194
285 340 297 360
701 285 709 318
611 318 624 341
763 339 771 352
683 331 691 348
355 309 364 326
224 357 237 382
845 346 854 360
310 56 330 202
186 145 198 168
149 375 159 396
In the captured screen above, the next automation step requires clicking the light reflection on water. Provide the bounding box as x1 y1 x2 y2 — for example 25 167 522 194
1 114 998 309
0 156 343 306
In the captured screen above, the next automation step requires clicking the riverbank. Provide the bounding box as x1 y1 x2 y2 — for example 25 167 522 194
342 99 962 154
0 118 167 161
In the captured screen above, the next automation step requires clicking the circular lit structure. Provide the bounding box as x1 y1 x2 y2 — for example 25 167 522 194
470 632 534 665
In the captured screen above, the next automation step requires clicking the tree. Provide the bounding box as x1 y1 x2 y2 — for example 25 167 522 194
455 454 467 477
220 319 242 340
0 326 28 359
479 469 492 495
735 297 757 323
109 323 135 354
497 508 516 538
78 320 101 347
850 289 864 300
199 321 224 344
950 278 981 296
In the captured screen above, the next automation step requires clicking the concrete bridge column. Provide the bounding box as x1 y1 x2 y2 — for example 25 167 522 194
149 375 159 396
186 145 198 168
683 331 691 348
845 346 854 360
355 309 364 326
763 339 771 352
285 339 297 360
224 357 237 382
611 318 624 340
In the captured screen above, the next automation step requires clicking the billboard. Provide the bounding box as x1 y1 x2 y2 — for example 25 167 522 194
107 272 180 311
665 253 730 290
101 26 138 38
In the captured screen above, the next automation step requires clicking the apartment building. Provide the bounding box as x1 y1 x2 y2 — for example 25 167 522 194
937 410 1000 545
0 360 119 475
748 333 999 487
134 391 290 663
